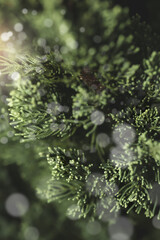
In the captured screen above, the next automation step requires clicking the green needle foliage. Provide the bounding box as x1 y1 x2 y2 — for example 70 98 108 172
2 0 160 227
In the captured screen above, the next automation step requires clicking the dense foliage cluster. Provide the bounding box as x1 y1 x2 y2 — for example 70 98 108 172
4 0 160 223
1 0 160 239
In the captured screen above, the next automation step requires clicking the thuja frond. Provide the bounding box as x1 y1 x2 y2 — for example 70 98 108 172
72 86 107 120
0 55 21 75
143 51 160 100
46 147 92 182
7 54 78 142
0 47 36 75
37 147 121 220
109 105 160 139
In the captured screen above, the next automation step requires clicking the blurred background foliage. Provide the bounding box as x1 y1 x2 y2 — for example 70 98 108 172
0 0 160 240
